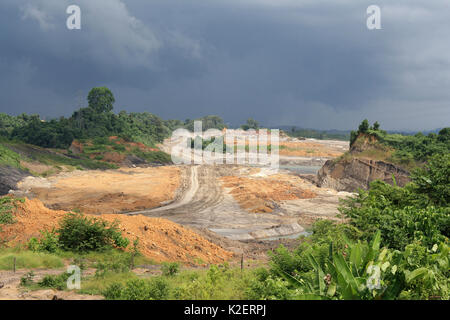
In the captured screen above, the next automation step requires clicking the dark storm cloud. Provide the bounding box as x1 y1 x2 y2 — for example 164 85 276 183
0 0 449 130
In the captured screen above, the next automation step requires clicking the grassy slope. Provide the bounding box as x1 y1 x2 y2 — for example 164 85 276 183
335 133 423 171
75 137 172 165
0 139 118 177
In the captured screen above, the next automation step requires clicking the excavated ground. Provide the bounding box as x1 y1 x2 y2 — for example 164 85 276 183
13 166 181 214
10 138 351 249
0 198 233 265
279 139 347 157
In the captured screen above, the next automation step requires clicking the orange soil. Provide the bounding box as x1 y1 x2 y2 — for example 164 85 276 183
0 198 233 265
279 141 344 157
220 175 316 213
29 166 181 214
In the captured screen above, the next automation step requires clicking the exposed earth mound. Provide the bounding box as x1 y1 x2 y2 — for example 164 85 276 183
14 166 181 214
0 198 233 265
279 140 347 158
316 134 411 192
220 171 317 213
317 157 410 192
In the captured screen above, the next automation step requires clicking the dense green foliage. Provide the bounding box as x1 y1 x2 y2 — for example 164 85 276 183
101 264 252 300
0 87 173 149
0 113 36 137
27 213 130 254
411 154 450 206
247 154 449 300
87 87 115 113
350 120 449 163
57 213 129 252
38 272 72 290
104 277 170 300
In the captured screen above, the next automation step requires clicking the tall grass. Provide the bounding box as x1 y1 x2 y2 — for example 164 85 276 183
0 249 64 270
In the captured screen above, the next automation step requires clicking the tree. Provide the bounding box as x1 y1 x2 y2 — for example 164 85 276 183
373 121 380 131
241 118 259 131
350 130 358 146
438 127 450 143
358 119 370 133
87 87 115 113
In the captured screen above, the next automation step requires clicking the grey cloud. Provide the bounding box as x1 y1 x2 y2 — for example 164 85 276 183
0 0 449 130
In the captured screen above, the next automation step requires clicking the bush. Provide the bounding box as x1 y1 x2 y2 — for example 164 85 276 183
20 271 35 286
57 213 129 252
28 229 60 253
104 277 170 300
340 179 449 250
161 262 179 277
103 282 124 300
38 272 71 290
411 153 450 206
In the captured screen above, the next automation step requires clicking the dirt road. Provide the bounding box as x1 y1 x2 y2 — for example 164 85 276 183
126 165 351 240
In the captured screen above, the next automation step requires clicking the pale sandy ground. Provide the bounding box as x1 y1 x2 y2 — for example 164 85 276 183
13 166 181 214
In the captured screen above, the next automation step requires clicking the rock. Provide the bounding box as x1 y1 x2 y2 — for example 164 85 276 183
317 158 410 192
123 154 146 167
0 165 31 196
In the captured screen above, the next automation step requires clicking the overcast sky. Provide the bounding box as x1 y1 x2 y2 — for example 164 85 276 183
0 0 449 130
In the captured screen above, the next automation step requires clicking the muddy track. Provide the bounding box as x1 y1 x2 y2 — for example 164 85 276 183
128 165 226 219
126 165 303 240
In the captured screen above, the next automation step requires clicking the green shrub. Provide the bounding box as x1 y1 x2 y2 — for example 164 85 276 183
28 229 60 253
103 282 124 300
411 153 450 206
104 277 170 300
340 180 449 250
246 268 292 300
161 262 179 277
38 272 71 290
148 277 170 299
20 271 35 286
57 213 129 252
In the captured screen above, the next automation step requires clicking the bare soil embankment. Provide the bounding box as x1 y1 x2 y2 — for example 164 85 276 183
9 137 352 244
0 198 233 265
316 134 411 192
